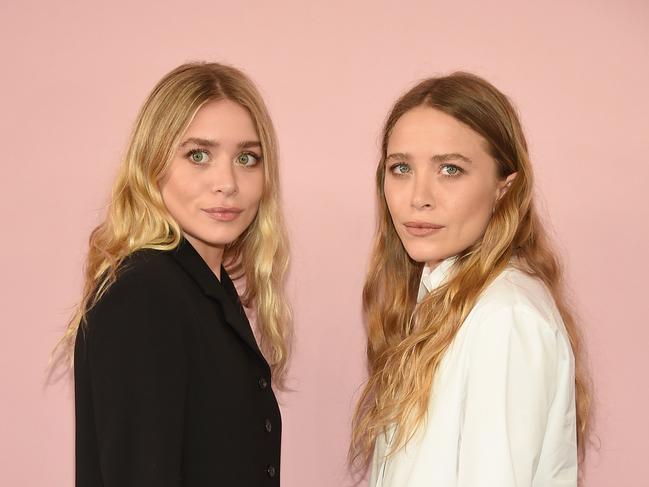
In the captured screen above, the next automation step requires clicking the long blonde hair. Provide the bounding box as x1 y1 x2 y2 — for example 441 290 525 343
350 72 591 469
54 62 291 384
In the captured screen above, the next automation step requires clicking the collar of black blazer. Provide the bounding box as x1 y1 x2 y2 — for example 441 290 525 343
170 238 269 370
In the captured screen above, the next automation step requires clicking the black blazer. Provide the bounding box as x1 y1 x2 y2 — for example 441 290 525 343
74 239 281 487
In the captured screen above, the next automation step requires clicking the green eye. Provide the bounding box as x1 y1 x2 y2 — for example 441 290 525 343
392 163 410 175
441 164 461 176
189 150 209 164
236 152 259 167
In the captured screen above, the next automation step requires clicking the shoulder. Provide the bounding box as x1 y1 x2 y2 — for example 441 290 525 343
84 249 191 340
92 249 194 306
111 249 183 292
460 266 574 364
455 268 576 404
471 266 563 333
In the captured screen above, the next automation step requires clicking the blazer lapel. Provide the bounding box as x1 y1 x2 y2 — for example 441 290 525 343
170 239 268 367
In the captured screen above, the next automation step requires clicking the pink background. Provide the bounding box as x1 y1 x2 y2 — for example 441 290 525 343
1 0 648 485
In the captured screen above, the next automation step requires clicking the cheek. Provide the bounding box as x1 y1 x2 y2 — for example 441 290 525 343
448 183 494 235
159 167 202 214
383 179 404 217
237 170 264 207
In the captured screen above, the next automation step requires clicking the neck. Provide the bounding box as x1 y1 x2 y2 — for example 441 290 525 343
183 233 224 280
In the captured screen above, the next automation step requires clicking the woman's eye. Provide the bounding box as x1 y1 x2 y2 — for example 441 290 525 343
390 163 410 175
236 152 260 167
188 149 210 164
441 164 462 176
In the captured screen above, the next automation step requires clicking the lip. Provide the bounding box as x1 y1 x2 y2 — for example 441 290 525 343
202 207 243 222
403 221 445 237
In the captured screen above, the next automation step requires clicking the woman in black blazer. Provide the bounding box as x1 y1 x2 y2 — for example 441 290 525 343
56 62 291 486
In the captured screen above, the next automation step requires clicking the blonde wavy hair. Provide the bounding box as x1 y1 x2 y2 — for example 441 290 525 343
53 62 291 384
350 73 591 470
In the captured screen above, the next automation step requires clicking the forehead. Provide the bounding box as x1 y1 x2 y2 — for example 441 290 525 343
184 99 258 139
388 106 488 155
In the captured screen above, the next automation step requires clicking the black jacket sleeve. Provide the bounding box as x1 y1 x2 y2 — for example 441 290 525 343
79 265 187 487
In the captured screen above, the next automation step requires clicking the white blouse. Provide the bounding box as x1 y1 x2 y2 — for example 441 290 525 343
369 258 577 487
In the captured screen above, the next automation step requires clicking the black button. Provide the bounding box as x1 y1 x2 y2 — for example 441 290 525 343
265 418 272 433
258 377 268 389
266 465 276 478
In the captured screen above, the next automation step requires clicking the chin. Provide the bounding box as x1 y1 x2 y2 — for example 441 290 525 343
403 248 438 264
402 243 450 266
204 232 244 246
187 227 244 247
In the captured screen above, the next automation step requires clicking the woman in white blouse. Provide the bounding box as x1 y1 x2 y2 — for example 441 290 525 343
351 73 591 486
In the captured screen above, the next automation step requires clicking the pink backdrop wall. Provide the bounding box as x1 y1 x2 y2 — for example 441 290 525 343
1 0 647 485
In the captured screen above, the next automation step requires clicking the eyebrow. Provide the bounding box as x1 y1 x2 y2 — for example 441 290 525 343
180 137 262 149
385 152 473 164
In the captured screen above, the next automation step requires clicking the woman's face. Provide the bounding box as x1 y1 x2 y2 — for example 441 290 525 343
383 106 516 268
160 99 264 257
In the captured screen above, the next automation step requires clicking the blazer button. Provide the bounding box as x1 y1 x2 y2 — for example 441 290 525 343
265 418 272 433
266 465 276 478
258 377 268 389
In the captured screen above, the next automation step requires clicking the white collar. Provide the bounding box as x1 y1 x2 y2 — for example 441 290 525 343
417 256 457 302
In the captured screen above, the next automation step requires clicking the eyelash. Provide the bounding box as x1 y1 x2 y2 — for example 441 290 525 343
236 151 262 167
388 162 464 177
389 162 411 175
186 148 211 164
184 149 262 166
440 164 464 177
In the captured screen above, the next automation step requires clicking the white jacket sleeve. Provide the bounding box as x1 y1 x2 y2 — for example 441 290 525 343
457 304 560 487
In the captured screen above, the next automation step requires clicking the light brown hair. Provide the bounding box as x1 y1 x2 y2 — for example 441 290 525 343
350 72 591 471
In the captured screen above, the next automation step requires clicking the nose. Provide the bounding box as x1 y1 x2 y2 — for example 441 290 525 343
210 157 238 196
411 173 435 210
